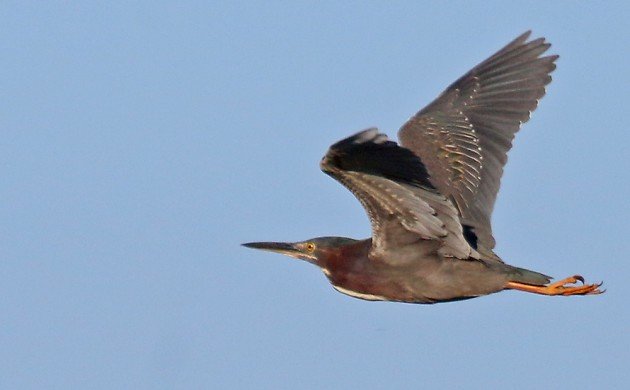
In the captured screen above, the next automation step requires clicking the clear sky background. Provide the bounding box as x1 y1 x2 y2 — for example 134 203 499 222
2 2 629 389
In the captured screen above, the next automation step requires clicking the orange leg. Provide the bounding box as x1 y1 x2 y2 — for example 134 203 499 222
505 275 604 296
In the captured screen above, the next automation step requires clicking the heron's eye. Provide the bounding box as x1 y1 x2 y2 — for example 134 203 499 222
305 243 316 252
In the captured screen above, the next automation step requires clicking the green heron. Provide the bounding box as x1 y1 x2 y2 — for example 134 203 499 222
243 31 603 304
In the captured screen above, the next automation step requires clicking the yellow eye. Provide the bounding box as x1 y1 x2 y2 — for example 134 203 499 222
305 243 316 252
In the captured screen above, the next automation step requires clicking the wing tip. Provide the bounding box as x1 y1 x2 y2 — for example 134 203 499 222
322 128 436 190
334 128 386 147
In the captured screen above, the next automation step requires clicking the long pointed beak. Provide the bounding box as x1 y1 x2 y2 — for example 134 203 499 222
242 241 301 258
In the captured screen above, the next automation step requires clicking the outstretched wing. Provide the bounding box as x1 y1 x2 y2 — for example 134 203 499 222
321 128 478 262
398 31 557 259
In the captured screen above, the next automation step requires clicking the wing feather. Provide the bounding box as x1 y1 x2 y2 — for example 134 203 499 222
321 129 478 261
398 31 557 260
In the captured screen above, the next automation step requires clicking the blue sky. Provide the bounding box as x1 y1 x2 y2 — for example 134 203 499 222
2 2 629 389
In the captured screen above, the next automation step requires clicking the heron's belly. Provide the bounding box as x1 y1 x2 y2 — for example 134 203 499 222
329 279 440 303
324 268 437 303
324 260 508 304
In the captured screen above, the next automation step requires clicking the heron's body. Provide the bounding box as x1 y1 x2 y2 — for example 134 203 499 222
319 238 510 303
244 32 602 304
290 238 551 304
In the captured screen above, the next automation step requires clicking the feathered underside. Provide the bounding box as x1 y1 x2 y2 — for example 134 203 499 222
321 128 479 262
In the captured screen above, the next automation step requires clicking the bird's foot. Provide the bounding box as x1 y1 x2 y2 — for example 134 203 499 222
506 275 604 296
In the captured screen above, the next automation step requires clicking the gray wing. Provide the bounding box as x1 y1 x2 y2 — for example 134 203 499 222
321 128 479 262
398 31 558 260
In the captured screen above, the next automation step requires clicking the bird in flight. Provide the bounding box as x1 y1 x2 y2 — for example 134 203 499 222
244 31 603 304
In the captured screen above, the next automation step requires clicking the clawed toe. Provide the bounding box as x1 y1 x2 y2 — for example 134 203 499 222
557 281 603 296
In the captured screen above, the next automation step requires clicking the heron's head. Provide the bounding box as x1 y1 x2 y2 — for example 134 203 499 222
242 236 358 265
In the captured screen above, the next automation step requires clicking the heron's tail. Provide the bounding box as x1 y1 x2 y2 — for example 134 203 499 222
508 266 552 286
